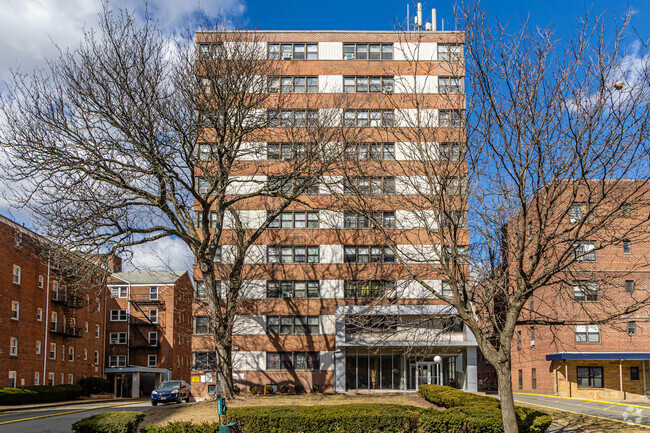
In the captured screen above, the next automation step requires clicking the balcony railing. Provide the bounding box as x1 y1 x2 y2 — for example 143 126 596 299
51 291 83 308
129 294 164 304
49 322 82 338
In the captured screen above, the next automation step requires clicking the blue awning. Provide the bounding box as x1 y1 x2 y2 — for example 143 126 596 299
546 352 650 361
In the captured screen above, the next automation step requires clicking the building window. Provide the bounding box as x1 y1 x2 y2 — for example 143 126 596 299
623 240 631 254
438 77 463 93
268 109 319 127
343 43 393 60
83 349 87 361
12 265 21 284
344 211 395 229
268 43 318 60
109 355 126 367
575 325 600 343
197 43 222 60
11 301 19 320
68 374 74 385
344 143 395 160
628 321 636 336
343 109 394 127
193 352 217 370
95 324 100 338
39 275 44 289
343 245 395 263
110 310 127 321
268 176 319 195
149 286 158 301
197 177 210 194
530 327 536 344
572 242 596 262
148 355 157 367
268 76 318 93
573 282 599 302
14 231 23 248
267 281 320 298
631 366 640 380
36 340 41 355
267 246 319 264
532 369 537 389
49 373 55 386
110 286 128 298
52 281 59 299
344 177 396 194
621 203 631 217
148 332 158 346
577 366 603 388
516 331 522 350
109 332 127 344
625 280 635 294
49 343 56 359
68 347 74 362
9 337 18 356
267 352 320 370
195 282 207 299
518 370 523 390
94 351 99 364
438 44 462 61
34 372 40 386
266 316 319 335
149 309 158 324
194 316 211 334
268 211 319 229
267 142 306 160
438 110 464 127
439 143 461 160
343 76 394 93
84 321 88 333
344 280 395 299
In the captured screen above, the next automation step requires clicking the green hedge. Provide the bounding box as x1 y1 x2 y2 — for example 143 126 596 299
78 377 111 396
72 411 145 433
417 385 552 433
0 385 84 405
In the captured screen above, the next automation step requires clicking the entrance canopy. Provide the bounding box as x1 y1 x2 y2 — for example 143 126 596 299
105 366 169 374
546 352 650 361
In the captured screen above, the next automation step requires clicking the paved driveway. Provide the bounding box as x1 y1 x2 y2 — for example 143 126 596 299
0 400 150 433
514 393 650 428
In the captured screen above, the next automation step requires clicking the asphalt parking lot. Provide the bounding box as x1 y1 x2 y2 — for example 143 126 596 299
514 393 650 428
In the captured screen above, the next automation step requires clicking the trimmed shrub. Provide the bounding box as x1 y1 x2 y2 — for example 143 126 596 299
278 384 289 394
72 411 144 433
264 385 274 395
249 385 258 395
293 384 304 394
233 385 240 395
141 423 221 433
311 384 320 393
0 385 84 405
78 377 111 396
417 385 552 433
224 404 421 433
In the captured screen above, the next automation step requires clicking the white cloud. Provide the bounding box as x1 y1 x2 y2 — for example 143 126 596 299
0 0 245 82
125 236 194 274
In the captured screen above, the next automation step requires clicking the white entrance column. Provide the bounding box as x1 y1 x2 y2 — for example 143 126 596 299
466 347 478 392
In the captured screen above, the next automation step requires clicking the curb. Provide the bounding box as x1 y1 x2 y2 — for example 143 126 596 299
0 400 145 426
0 398 145 412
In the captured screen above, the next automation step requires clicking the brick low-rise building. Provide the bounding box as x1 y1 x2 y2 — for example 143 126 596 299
105 271 193 397
0 215 112 388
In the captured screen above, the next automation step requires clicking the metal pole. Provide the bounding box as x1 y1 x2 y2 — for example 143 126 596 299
643 360 647 399
43 253 51 384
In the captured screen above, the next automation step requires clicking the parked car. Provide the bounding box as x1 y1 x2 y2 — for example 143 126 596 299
151 380 191 405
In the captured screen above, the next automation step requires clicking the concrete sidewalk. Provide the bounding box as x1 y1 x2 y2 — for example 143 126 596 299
0 398 143 412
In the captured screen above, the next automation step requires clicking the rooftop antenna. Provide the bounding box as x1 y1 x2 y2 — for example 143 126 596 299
416 2 423 30
432 8 437 31
407 4 410 31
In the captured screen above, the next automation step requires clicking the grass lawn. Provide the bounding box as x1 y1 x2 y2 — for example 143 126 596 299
140 393 437 427
140 392 646 432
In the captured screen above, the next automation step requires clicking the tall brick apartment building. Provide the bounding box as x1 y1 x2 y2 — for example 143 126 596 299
510 182 650 401
105 271 193 397
191 29 478 396
0 215 112 388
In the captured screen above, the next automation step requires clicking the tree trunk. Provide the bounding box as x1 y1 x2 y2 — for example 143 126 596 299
215 339 235 399
496 362 519 433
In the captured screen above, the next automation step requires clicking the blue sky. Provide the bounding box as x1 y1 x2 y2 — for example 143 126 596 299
238 0 650 40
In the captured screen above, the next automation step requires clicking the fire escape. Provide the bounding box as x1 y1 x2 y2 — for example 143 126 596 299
128 294 165 349
50 287 83 338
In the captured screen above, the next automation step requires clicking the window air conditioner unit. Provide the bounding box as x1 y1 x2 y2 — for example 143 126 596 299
282 293 292 299
345 54 355 60
530 341 535 347
282 55 292 60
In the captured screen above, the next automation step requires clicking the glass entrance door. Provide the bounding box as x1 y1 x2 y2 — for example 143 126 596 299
416 362 437 386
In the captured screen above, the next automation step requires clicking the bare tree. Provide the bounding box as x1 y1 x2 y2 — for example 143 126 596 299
0 6 342 398
337 5 650 432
